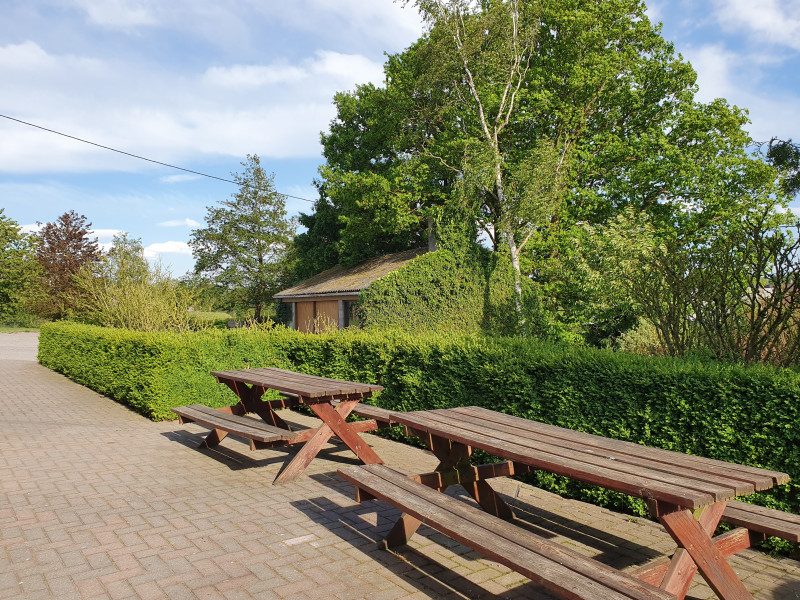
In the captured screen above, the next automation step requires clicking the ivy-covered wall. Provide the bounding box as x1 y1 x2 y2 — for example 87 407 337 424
357 248 546 336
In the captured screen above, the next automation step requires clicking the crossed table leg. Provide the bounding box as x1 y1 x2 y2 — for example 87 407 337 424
216 378 383 484
644 500 755 600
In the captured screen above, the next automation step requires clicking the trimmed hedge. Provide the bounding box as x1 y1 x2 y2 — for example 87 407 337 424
39 321 799 525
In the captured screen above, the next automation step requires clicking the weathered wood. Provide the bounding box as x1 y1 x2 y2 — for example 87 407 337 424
630 528 756 586
171 405 298 443
211 367 383 399
340 464 674 600
412 460 517 490
391 410 714 509
659 509 753 600
347 403 401 426
448 408 760 496
273 398 382 484
310 401 383 465
656 501 727 600
455 407 787 488
419 411 750 501
722 501 800 542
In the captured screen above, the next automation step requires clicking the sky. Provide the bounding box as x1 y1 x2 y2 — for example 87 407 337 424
1 0 799 277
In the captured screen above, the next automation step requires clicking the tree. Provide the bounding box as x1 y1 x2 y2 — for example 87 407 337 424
190 155 295 320
764 138 800 197
0 209 42 322
35 210 99 318
72 233 196 332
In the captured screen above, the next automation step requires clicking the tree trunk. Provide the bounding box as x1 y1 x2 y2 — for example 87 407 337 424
495 164 525 329
506 232 525 328
428 215 437 252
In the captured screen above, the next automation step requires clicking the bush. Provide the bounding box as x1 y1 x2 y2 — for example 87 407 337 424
39 321 800 525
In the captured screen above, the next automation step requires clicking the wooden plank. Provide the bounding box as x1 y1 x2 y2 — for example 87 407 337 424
340 464 674 600
446 408 758 497
658 501 727 599
659 509 753 600
273 399 381 484
310 401 383 465
630 528 755 586
348 403 401 425
211 367 383 398
420 410 740 502
393 411 713 508
454 407 787 487
171 405 297 442
722 501 800 542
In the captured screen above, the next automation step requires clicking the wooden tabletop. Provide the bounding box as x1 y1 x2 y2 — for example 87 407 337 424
392 406 789 510
210 367 384 399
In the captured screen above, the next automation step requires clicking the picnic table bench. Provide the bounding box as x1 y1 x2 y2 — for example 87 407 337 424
340 464 674 600
172 368 389 483
339 406 794 600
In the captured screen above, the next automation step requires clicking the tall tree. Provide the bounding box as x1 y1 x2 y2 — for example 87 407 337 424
0 209 41 321
190 155 295 320
35 210 99 318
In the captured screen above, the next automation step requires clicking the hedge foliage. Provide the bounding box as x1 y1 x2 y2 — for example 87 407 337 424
39 321 800 522
357 248 547 337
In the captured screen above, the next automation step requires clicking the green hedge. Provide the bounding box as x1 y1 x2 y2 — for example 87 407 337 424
39 321 799 526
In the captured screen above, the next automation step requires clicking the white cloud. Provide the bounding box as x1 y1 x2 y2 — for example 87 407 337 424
683 43 800 141
144 241 192 258
0 42 387 173
204 63 309 87
75 0 157 29
20 223 43 234
0 41 104 72
90 228 124 240
157 218 201 227
712 0 800 51
160 174 201 183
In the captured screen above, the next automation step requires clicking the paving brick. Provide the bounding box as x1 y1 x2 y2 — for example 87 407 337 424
1 332 798 599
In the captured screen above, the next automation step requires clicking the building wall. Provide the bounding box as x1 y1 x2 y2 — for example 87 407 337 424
314 300 339 331
287 295 360 333
295 301 315 333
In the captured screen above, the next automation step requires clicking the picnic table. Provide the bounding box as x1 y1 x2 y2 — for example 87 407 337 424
172 368 385 484
339 406 794 600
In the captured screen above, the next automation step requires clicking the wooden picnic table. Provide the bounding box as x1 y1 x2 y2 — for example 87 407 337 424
173 368 384 484
379 406 790 600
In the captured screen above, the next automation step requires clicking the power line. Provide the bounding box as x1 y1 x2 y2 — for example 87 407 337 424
0 113 316 203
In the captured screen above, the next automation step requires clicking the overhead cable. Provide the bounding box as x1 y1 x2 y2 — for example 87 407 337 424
0 113 316 203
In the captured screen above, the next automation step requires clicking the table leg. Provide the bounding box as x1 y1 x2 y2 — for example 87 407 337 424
657 502 753 600
274 398 382 484
384 434 511 547
219 378 292 430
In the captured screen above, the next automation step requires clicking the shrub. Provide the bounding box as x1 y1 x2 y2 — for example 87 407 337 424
39 321 800 525
71 234 196 332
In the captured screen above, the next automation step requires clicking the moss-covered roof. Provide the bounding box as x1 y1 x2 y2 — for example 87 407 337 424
274 248 426 299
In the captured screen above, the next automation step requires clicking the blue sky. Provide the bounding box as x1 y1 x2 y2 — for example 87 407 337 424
1 0 798 277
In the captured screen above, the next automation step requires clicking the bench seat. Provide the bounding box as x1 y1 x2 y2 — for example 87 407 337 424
722 500 800 543
172 404 298 444
338 464 674 600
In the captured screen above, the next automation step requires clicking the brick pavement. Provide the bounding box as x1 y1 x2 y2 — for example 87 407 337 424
0 331 798 599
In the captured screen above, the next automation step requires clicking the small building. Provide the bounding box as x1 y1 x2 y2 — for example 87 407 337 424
274 248 426 333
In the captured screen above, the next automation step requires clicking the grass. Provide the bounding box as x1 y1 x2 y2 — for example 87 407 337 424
0 325 40 333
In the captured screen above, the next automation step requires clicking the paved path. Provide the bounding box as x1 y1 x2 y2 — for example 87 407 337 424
1 332 798 599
